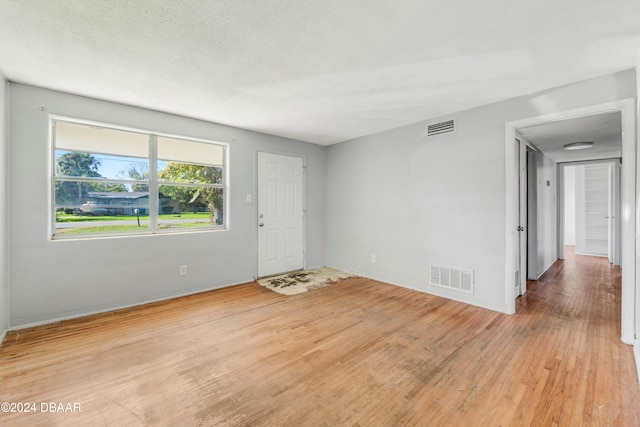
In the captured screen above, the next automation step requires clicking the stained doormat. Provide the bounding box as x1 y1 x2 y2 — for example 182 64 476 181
257 267 358 295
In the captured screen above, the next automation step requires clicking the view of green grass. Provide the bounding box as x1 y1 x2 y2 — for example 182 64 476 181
55 225 151 235
56 212 212 223
157 222 216 230
55 221 216 235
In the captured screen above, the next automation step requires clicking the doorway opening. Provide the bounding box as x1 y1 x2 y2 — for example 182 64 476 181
561 160 621 265
505 99 635 345
256 152 306 278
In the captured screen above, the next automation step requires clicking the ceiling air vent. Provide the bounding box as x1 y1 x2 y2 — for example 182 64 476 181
426 118 455 138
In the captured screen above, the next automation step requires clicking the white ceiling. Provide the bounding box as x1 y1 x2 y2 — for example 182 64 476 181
0 0 639 145
518 112 622 163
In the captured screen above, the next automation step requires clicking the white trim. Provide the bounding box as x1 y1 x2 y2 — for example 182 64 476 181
49 227 227 242
223 143 231 231
3 81 10 343
505 99 636 345
149 134 159 232
557 164 565 260
517 137 527 296
635 54 640 382
54 176 152 186
48 119 57 238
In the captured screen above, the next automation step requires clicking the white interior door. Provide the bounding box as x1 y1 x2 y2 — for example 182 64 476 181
516 139 527 296
257 152 304 277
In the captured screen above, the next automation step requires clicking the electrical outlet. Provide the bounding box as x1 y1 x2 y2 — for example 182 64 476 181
179 265 188 276
371 255 376 264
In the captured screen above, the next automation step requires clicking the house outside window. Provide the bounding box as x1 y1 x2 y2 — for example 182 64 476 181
51 118 228 238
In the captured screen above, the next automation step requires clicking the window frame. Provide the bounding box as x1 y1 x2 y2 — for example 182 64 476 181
49 116 229 239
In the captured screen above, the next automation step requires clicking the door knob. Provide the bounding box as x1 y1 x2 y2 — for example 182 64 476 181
259 223 264 227
517 226 524 232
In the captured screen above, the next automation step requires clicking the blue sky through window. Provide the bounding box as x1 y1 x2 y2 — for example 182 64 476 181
56 150 167 181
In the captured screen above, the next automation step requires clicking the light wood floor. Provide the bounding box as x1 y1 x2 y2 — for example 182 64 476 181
1 249 639 426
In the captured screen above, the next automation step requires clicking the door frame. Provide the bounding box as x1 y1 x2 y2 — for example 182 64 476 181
558 159 621 264
504 99 636 345
255 150 307 278
515 136 527 297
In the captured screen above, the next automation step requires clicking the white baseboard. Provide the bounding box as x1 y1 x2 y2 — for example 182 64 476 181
0 328 6 347
327 266 506 314
9 278 252 331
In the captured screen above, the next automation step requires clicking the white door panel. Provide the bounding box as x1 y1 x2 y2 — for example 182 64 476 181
258 152 304 277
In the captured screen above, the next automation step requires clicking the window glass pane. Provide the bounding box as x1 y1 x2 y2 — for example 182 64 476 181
55 120 149 158
55 150 149 181
54 183 150 236
159 186 223 229
157 136 224 166
51 119 228 238
157 162 223 184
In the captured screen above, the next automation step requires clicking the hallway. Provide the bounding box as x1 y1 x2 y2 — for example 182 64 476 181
514 245 638 425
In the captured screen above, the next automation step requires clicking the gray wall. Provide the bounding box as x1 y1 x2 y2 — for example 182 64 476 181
325 70 635 313
0 75 7 341
9 84 326 328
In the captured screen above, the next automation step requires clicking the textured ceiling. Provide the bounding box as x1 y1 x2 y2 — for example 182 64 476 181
518 112 622 163
0 0 639 145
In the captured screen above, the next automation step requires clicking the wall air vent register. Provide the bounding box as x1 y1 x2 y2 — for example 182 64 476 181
429 264 474 294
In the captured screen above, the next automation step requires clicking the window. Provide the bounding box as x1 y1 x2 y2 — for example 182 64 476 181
51 119 227 238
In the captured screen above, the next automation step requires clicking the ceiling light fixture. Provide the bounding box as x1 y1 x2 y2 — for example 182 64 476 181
563 141 594 150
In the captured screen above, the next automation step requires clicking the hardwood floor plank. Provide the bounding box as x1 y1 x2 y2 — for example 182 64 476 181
1 248 639 426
